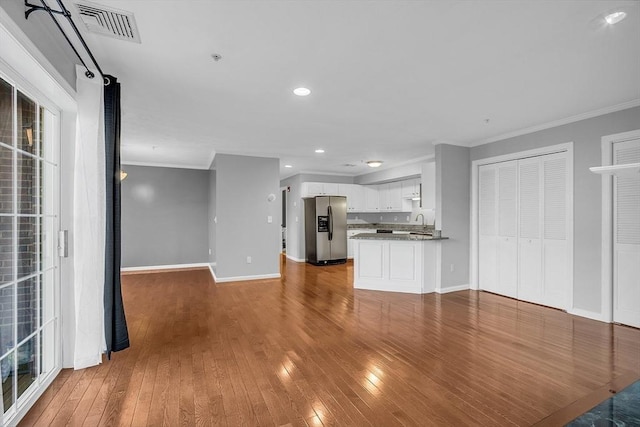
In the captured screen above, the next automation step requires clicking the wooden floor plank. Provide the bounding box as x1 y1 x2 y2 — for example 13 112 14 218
19 258 640 426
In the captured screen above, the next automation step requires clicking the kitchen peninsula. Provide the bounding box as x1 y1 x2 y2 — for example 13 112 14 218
351 232 448 294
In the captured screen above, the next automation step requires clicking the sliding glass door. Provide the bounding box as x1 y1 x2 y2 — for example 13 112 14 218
0 75 59 421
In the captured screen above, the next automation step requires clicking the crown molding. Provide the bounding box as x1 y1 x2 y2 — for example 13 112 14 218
121 160 211 170
471 99 640 147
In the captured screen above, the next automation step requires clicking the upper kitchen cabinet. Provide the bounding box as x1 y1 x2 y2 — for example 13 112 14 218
378 182 406 211
401 178 421 199
363 185 379 212
301 182 340 197
421 162 436 210
339 184 364 212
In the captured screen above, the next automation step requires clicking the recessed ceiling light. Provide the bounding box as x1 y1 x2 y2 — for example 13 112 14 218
367 160 383 168
315 149 325 154
284 164 292 168
294 87 311 96
605 11 626 25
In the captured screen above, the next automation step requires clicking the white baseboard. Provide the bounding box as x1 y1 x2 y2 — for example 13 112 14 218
567 307 611 323
121 263 210 273
212 272 281 283
285 254 306 262
436 284 470 294
208 263 215 280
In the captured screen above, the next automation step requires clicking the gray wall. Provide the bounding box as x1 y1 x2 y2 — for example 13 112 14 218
471 106 640 314
121 165 209 267
215 154 280 278
0 2 77 88
208 170 216 264
436 144 471 289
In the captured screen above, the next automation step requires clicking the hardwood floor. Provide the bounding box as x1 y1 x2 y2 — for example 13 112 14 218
20 258 640 426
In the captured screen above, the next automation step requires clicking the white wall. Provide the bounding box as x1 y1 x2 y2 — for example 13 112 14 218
470 106 640 317
215 154 280 279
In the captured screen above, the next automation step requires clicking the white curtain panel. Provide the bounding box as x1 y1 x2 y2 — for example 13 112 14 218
73 65 107 369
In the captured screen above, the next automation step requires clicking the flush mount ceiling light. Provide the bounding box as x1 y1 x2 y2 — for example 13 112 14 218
605 11 627 24
367 160 383 168
315 149 325 153
293 87 311 96
284 164 293 168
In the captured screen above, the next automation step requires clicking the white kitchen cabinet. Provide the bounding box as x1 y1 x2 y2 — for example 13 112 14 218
353 238 439 294
363 185 379 212
378 182 404 211
347 228 376 258
401 179 421 199
301 182 340 197
340 184 364 212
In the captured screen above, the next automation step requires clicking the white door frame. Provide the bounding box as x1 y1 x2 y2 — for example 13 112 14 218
599 129 640 323
470 142 574 310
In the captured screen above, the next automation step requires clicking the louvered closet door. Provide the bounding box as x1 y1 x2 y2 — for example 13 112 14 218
541 152 569 309
517 157 542 303
497 161 518 298
479 164 498 293
613 138 640 328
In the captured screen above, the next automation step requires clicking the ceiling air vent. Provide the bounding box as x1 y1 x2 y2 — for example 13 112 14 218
73 1 141 43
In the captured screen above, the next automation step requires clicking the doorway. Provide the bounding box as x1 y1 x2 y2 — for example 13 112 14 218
0 75 60 421
281 187 287 253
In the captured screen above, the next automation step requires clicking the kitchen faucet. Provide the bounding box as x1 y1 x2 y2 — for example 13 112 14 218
415 213 425 227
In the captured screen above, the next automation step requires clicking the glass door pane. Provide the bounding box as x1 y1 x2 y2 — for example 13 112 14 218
0 76 59 420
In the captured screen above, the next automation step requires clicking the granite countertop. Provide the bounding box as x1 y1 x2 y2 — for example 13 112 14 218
347 223 434 233
350 232 448 241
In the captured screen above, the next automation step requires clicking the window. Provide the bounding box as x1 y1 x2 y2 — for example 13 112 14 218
0 75 59 420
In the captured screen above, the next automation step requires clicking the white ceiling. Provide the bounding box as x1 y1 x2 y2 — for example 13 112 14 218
76 0 640 177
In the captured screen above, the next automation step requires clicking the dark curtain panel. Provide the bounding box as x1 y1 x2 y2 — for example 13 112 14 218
104 75 129 357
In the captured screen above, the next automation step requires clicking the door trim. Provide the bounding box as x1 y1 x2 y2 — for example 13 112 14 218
599 129 640 323
470 142 574 312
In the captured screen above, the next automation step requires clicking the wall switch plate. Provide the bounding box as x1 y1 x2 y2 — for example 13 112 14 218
295 216 298 222
406 216 410 221
450 264 454 272
208 248 212 255
293 201 297 207
268 215 273 223
247 256 252 264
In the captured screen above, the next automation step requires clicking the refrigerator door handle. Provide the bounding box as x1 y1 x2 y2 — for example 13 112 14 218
328 205 333 241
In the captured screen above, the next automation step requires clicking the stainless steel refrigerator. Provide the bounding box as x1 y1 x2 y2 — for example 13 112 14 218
304 196 347 265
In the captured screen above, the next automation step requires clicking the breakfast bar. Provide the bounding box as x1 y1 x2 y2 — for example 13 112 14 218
351 233 448 294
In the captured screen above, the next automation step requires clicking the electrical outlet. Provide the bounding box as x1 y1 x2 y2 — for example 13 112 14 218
208 248 212 255
380 215 383 220
295 216 298 222
406 216 410 221
267 215 273 223
247 256 252 264
450 264 454 272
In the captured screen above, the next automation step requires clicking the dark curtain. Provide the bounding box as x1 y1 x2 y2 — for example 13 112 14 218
104 75 130 357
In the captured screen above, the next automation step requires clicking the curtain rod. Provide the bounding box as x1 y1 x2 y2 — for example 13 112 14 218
25 0 109 85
